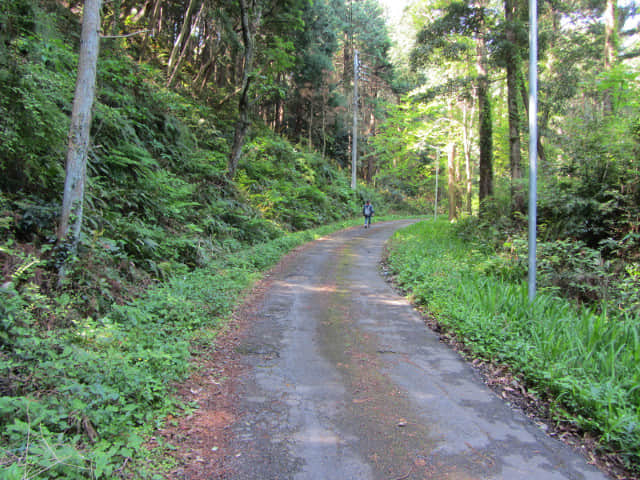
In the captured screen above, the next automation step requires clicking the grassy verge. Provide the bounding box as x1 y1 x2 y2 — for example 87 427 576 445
1 217 367 480
385 219 640 472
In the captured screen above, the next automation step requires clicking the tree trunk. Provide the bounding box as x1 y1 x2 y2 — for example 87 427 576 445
308 99 313 148
322 106 327 160
476 27 493 214
448 142 458 221
455 141 462 214
275 72 284 132
366 93 378 184
167 0 204 87
194 26 221 91
195 54 216 91
110 0 122 37
278 93 285 131
58 0 103 251
343 31 351 94
228 0 259 178
139 0 162 61
463 99 473 214
321 86 327 160
167 0 199 84
504 0 525 214
603 0 616 114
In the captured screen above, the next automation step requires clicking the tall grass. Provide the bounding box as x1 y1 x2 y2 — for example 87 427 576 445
387 219 640 470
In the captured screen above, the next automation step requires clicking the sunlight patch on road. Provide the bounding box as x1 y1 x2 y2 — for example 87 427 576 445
372 296 407 306
275 280 338 294
293 427 343 446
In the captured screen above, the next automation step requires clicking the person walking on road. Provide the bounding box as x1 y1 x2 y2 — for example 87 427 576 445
363 200 374 228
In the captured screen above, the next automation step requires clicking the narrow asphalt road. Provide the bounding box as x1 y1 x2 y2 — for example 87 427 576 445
226 220 609 480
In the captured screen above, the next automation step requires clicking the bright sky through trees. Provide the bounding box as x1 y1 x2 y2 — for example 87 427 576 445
377 0 411 21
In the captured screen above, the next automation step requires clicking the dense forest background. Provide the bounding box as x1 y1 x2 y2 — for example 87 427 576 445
1 0 639 477
399 0 640 313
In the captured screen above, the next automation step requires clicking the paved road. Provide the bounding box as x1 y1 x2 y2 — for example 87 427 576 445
227 220 609 479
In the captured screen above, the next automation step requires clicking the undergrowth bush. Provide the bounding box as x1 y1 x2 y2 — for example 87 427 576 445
237 135 358 230
387 219 640 471
456 215 640 317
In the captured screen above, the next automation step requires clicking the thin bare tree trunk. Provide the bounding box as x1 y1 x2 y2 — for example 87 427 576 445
167 1 205 87
228 0 260 178
603 0 616 114
463 99 474 214
322 107 327 160
476 29 493 214
308 100 313 148
454 140 462 214
195 54 216 91
447 142 458 221
167 0 199 83
110 0 122 37
194 23 221 90
140 0 162 61
58 0 102 252
274 72 283 131
279 101 285 131
343 31 351 94
504 0 524 214
366 93 378 184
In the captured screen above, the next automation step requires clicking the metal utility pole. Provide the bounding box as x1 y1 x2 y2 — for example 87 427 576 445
351 49 359 190
528 0 538 301
434 149 439 220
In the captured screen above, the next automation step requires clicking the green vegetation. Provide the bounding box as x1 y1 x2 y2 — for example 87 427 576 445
2 0 640 476
1 218 365 479
387 219 640 471
379 4 640 472
0 1 401 477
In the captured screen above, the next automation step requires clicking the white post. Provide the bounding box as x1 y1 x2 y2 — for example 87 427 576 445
528 0 538 301
351 50 358 190
434 149 439 220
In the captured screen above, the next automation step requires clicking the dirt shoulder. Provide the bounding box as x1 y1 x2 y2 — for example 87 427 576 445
155 246 308 480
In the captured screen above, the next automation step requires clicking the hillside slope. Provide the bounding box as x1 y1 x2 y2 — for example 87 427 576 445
0 4 397 478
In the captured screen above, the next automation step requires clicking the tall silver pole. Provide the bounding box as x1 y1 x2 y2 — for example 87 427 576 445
528 0 538 301
351 50 358 190
434 150 439 220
